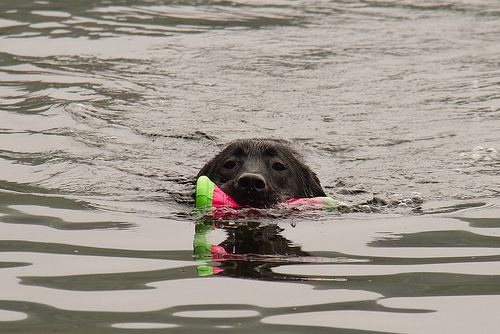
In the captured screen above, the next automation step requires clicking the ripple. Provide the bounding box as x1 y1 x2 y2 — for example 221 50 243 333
173 310 260 318
0 309 27 322
31 10 72 18
112 322 178 329
0 18 26 29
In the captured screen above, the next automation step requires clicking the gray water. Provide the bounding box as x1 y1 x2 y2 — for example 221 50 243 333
1 0 500 333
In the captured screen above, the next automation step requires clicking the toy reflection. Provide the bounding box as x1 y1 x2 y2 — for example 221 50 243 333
192 175 344 278
193 221 310 278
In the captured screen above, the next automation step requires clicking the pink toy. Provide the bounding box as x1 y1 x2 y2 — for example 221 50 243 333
195 175 242 209
195 176 340 214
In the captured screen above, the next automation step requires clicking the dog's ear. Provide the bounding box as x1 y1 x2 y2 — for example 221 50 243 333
297 165 327 198
196 157 218 181
279 144 326 198
196 146 232 183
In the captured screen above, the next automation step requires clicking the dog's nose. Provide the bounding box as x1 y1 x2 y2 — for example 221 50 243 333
237 173 267 191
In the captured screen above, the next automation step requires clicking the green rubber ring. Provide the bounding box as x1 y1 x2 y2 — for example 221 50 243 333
196 175 215 209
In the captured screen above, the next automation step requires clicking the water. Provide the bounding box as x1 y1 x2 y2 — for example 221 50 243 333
1 0 499 332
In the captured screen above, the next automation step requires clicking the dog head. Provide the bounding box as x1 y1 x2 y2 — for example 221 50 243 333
197 139 326 207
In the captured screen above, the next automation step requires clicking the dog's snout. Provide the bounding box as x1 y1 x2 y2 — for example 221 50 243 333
237 173 267 191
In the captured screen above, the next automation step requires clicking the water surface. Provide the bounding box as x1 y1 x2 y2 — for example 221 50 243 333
1 0 499 333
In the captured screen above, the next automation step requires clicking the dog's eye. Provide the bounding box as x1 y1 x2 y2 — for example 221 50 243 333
272 162 286 171
223 161 236 169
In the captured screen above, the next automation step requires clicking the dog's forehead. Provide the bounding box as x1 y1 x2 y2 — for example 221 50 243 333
225 140 292 157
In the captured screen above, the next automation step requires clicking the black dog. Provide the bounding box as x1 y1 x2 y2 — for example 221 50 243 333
197 139 326 207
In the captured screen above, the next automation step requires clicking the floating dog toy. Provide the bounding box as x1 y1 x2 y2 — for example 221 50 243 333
195 175 340 212
195 175 241 210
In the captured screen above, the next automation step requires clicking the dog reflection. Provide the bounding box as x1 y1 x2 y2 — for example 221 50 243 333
194 222 309 278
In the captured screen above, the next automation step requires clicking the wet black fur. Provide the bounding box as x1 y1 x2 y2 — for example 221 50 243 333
197 139 326 207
